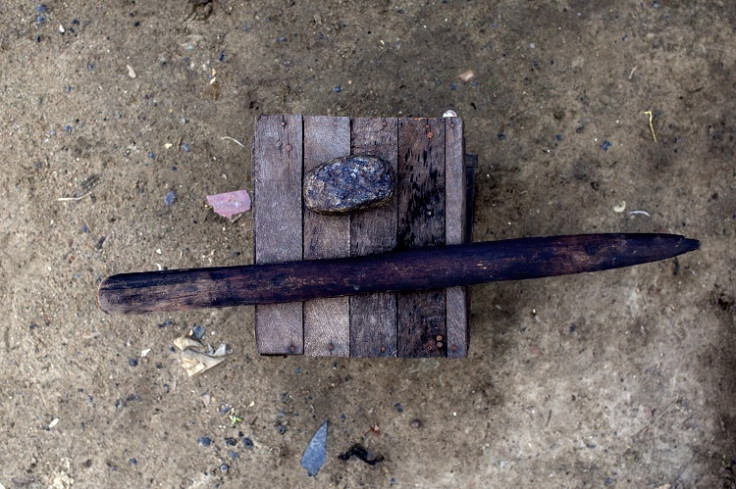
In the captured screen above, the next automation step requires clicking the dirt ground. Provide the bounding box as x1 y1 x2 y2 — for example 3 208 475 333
1 1 735 488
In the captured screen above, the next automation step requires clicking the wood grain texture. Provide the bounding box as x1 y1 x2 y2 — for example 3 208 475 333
253 114 304 355
445 118 468 358
397 118 447 358
303 116 351 356
349 117 399 357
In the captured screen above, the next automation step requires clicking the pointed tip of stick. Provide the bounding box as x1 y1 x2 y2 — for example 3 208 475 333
681 237 700 253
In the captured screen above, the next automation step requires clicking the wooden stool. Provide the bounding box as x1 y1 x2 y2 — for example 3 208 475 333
252 115 476 358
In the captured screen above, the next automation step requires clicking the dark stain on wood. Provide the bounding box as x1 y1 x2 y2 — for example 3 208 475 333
397 118 447 358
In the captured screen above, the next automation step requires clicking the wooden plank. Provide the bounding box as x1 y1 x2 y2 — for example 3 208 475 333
396 118 446 357
349 117 398 357
253 114 304 355
445 118 468 358
303 116 351 356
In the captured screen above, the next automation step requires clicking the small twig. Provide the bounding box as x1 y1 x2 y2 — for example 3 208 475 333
221 136 245 148
632 398 678 440
628 66 638 80
628 210 651 217
56 192 91 202
644 110 657 142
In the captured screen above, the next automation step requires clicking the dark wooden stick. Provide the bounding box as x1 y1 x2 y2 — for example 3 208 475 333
97 234 699 315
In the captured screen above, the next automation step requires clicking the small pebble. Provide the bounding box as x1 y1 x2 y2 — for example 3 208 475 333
224 437 237 446
36 15 45 24
220 464 229 473
410 418 421 429
394 402 404 413
197 436 212 447
129 458 137 466
191 325 205 340
227 450 239 459
180 143 191 152
64 125 72 133
164 190 176 206
128 358 138 367
147 151 155 159
497 132 506 140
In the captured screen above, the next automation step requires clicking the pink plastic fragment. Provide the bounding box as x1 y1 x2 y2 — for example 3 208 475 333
206 190 251 219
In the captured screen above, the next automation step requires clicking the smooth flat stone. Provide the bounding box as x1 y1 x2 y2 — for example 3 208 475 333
303 155 394 214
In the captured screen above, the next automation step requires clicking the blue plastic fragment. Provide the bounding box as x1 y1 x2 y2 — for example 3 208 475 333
227 450 239 459
334 85 341 93
600 140 612 151
220 464 229 473
128 358 138 367
242 437 253 448
37 4 47 13
180 143 191 152
219 51 225 62
197 436 212 447
129 458 137 465
36 15 45 24
192 324 205 340
164 190 176 206
300 421 328 477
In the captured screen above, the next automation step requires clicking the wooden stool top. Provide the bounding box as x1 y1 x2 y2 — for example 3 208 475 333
252 115 474 358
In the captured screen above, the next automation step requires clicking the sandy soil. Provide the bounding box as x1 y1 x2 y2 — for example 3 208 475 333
1 1 734 488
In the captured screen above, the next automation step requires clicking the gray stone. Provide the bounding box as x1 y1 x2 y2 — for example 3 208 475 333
303 155 394 214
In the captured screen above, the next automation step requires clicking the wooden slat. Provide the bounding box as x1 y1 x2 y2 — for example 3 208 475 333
396 118 446 358
445 118 468 358
349 117 399 357
303 116 351 356
254 114 304 355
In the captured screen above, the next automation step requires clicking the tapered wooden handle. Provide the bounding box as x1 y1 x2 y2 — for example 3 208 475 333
97 233 699 314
